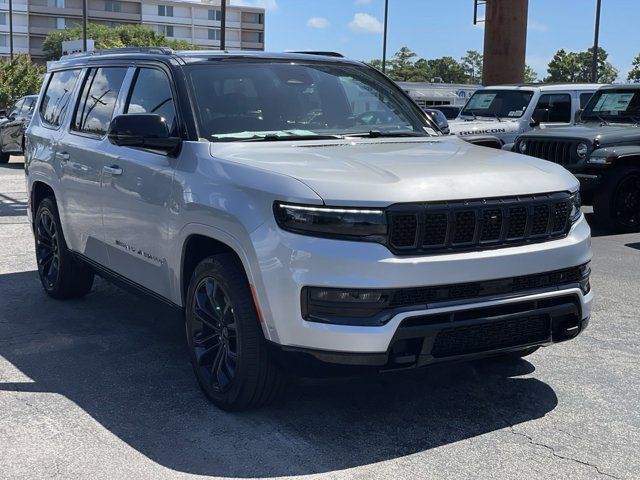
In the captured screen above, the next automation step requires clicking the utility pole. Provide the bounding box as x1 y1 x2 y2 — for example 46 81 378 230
82 0 88 51
8 0 13 59
220 0 227 50
382 0 389 73
591 0 602 83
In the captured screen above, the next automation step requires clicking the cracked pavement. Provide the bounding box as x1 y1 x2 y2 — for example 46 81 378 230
1 156 639 480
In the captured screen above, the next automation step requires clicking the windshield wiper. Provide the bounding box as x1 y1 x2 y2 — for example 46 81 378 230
493 113 503 122
212 134 346 142
594 113 609 126
345 130 429 138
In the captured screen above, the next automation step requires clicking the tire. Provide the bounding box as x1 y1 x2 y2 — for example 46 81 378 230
34 197 94 299
0 152 9 164
593 165 640 233
185 253 283 411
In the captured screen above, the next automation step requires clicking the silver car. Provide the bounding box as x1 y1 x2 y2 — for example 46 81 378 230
26 49 592 411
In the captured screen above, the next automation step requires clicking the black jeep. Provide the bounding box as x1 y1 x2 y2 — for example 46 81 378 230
513 84 640 232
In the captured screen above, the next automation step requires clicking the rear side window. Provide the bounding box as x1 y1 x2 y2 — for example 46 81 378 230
125 68 177 136
73 67 127 136
580 92 594 109
535 94 571 123
40 69 81 126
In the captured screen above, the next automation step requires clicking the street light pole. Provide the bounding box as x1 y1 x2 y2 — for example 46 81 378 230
82 0 88 52
220 0 227 51
8 0 13 59
591 0 602 83
382 0 389 73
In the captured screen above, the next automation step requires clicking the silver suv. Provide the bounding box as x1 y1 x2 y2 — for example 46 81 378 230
26 49 593 411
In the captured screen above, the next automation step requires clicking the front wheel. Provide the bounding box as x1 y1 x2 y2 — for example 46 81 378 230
593 166 640 233
185 253 283 411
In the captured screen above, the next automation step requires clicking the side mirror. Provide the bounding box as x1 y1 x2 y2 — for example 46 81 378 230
107 114 181 153
530 108 549 127
574 109 583 124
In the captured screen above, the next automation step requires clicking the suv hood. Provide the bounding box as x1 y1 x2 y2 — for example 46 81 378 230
448 118 521 137
520 122 640 146
210 137 578 205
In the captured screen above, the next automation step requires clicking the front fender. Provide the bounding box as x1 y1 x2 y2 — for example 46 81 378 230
588 145 640 165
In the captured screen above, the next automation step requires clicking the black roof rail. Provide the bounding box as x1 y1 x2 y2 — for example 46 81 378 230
60 46 174 60
287 50 345 58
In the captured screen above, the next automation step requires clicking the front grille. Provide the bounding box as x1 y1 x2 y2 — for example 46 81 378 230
525 139 578 166
387 192 571 255
388 264 585 308
431 314 550 358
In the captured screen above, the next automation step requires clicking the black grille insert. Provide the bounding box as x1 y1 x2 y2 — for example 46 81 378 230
525 139 579 166
387 192 572 254
431 314 550 357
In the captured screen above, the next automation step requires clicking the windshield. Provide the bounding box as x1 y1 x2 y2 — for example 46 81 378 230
581 89 640 123
460 89 534 119
187 61 433 141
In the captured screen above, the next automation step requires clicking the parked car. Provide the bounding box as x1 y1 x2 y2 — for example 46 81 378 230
424 108 450 134
26 49 592 411
448 84 600 149
0 95 38 163
430 105 461 120
512 84 640 232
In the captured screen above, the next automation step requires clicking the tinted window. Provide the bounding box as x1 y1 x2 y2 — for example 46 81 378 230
188 62 429 141
581 89 640 123
580 92 594 109
535 94 571 123
41 69 81 126
461 89 534 118
21 98 35 115
125 68 177 135
73 67 127 135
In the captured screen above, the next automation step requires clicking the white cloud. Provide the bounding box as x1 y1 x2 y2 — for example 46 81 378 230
355 0 373 4
307 17 330 29
528 21 549 32
231 0 278 11
349 13 384 34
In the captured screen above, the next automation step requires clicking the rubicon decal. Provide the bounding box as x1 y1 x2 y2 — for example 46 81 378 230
456 128 507 136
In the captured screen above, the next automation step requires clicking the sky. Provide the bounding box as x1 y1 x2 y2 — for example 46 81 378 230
232 0 640 81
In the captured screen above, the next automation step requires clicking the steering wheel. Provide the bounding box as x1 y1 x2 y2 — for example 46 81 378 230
354 110 391 126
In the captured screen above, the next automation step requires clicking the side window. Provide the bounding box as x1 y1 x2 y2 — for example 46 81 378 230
535 93 571 123
125 68 177 135
40 69 81 126
580 92 593 109
21 98 35 115
72 67 127 136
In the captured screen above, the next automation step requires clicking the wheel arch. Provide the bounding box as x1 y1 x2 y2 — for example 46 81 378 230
30 180 56 219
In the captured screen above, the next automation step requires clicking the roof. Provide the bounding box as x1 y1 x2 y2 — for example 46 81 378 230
482 83 604 91
598 83 640 90
48 48 360 71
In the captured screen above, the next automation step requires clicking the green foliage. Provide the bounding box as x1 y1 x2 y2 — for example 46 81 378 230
0 54 45 108
545 47 618 83
524 65 539 83
460 50 483 84
627 54 640 83
42 23 198 61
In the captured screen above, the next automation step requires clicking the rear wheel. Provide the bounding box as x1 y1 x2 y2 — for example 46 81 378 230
34 197 94 299
185 253 283 411
593 165 640 233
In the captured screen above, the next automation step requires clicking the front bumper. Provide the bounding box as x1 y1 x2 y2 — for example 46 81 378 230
249 214 592 356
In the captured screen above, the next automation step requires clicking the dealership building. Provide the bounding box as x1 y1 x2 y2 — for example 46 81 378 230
0 0 265 61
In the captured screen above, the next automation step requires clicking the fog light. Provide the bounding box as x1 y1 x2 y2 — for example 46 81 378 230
302 286 393 325
578 262 591 294
309 289 385 303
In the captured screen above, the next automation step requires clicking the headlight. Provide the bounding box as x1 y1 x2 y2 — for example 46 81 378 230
519 140 527 153
273 203 387 240
569 191 582 222
576 143 589 159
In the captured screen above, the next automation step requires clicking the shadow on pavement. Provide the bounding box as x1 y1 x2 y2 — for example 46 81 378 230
0 270 558 478
0 160 25 170
0 192 28 217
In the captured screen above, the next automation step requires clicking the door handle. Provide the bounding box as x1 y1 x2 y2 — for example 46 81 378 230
56 151 70 162
103 165 123 176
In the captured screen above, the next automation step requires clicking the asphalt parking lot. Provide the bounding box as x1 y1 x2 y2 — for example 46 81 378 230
0 156 638 480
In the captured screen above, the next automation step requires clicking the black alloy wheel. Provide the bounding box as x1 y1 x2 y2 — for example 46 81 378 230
36 208 60 289
613 172 640 229
191 277 239 393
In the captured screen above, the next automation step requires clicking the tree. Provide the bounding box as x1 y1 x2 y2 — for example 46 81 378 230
628 54 640 83
545 47 618 83
42 23 198 61
0 54 45 108
425 56 468 83
524 65 538 83
460 50 483 84
387 47 419 81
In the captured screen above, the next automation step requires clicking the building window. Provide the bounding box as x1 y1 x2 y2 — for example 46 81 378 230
157 25 174 37
48 0 65 7
56 18 66 29
105 1 121 13
242 31 263 43
208 28 220 40
0 13 6 26
158 5 174 17
242 12 263 24
208 9 221 21
0 35 6 47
